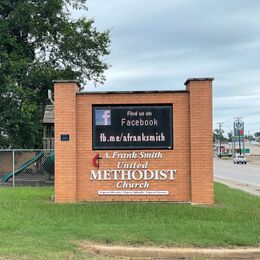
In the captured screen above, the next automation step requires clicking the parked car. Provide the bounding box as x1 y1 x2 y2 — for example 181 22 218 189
233 154 247 164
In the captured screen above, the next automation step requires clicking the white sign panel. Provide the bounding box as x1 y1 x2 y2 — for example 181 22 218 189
98 190 169 195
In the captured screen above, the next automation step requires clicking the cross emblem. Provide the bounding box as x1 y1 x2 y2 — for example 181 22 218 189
93 153 103 168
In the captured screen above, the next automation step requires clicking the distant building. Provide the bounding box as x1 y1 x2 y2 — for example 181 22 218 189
42 105 54 149
214 141 260 156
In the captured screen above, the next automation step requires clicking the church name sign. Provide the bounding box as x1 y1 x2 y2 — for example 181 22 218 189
90 151 176 196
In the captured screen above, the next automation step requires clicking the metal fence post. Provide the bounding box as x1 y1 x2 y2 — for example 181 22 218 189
12 150 15 187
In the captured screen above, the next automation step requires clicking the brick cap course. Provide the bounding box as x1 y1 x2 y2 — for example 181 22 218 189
184 78 214 85
52 80 80 87
78 90 189 95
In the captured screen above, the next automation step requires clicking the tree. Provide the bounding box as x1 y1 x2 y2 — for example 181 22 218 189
0 0 110 148
244 134 255 141
255 132 260 142
227 131 233 142
213 128 226 143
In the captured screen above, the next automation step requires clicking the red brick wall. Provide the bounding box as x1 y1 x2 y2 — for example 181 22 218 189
54 81 79 202
186 80 214 204
54 79 213 204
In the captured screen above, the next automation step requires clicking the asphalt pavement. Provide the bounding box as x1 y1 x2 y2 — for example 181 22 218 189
214 158 260 195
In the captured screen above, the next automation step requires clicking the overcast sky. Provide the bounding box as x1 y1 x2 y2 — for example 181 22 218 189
73 0 260 134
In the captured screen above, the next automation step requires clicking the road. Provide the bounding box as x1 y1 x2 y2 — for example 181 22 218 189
214 158 260 195
214 159 260 186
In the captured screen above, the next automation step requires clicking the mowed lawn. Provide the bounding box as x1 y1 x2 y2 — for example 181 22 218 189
0 183 259 259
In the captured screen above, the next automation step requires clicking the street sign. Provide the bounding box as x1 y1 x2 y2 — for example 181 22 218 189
234 121 244 130
234 121 244 138
234 136 244 141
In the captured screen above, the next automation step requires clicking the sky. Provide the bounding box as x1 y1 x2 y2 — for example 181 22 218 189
73 0 260 134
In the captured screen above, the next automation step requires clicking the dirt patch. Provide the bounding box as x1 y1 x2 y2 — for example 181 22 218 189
78 242 260 259
247 155 260 166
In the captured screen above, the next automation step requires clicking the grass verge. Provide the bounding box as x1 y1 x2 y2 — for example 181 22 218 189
0 183 259 259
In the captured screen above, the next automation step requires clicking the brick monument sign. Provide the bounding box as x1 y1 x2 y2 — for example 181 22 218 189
54 78 214 204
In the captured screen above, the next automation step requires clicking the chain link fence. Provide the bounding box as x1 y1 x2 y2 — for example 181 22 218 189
0 149 54 187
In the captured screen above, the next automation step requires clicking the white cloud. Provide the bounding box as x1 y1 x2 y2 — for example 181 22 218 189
75 0 260 132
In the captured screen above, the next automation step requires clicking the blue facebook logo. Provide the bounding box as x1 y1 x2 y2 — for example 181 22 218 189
95 109 111 126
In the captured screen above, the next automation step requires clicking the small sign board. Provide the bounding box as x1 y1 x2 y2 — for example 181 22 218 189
60 134 70 141
234 136 244 141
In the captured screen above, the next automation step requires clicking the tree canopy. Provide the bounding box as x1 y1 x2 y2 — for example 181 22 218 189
255 132 260 142
0 0 110 148
213 128 228 143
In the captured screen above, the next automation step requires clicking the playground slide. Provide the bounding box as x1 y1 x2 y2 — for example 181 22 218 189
42 152 54 173
2 151 45 183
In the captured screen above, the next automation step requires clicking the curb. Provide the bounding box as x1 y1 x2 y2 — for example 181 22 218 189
80 243 260 259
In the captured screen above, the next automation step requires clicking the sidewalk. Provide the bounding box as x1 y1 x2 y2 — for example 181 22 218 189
215 176 260 196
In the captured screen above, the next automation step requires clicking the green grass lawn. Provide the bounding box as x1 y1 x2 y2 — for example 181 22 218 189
0 183 259 259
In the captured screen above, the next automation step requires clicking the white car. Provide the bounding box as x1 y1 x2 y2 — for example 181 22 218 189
233 155 247 164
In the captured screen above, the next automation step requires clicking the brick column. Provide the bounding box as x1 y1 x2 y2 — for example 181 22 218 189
54 80 79 203
185 78 214 204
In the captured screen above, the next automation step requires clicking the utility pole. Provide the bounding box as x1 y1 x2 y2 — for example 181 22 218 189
230 130 234 157
234 117 243 155
217 123 224 157
232 131 235 157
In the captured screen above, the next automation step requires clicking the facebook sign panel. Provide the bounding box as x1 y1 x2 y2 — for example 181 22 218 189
92 105 173 149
